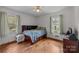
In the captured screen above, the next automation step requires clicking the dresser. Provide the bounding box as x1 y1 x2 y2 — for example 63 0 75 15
63 39 79 53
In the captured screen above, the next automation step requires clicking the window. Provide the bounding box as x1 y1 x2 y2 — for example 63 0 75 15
7 16 19 33
50 15 63 36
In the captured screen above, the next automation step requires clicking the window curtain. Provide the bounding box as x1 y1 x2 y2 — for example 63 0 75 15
16 15 21 34
0 12 9 37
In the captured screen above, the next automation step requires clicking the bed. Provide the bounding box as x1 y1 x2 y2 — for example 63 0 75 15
22 25 47 43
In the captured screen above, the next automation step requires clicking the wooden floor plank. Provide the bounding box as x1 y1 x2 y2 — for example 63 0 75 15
0 38 63 53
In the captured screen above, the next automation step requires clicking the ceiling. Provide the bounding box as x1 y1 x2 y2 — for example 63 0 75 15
5 6 66 16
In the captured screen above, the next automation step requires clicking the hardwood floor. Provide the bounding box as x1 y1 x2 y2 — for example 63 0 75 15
0 40 31 53
0 38 63 53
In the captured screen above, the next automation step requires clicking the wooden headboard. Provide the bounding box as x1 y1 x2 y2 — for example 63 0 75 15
22 25 38 32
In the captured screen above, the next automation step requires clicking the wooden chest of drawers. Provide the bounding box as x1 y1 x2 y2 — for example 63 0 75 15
63 39 79 53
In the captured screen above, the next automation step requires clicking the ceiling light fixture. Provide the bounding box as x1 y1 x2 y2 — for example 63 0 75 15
33 6 41 13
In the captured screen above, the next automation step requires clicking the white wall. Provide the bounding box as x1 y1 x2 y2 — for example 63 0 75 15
0 7 36 25
36 7 75 34
74 7 79 29
74 7 79 39
0 7 36 45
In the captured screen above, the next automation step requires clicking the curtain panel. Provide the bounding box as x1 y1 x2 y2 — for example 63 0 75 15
0 12 9 36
